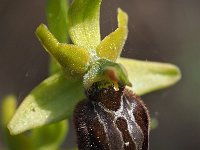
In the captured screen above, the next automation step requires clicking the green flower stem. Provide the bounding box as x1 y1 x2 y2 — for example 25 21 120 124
1 96 32 150
46 0 69 74
46 0 68 43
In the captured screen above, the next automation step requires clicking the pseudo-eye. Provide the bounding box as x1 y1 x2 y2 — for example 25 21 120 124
73 60 150 150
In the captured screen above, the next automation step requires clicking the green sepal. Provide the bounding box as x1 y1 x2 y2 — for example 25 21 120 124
117 57 181 95
96 8 128 61
68 0 102 49
8 72 85 135
36 24 90 78
32 120 68 150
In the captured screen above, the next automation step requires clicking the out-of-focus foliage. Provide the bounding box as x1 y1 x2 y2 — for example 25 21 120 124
1 95 32 150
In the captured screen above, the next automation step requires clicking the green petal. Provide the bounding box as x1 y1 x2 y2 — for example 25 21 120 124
35 24 90 78
32 120 68 150
8 73 85 135
68 0 101 49
96 9 128 61
117 57 181 95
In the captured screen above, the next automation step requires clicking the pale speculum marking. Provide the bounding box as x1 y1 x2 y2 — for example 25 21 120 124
73 85 149 150
93 92 145 150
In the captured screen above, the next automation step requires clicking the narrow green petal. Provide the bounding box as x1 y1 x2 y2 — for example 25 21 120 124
32 120 68 150
58 44 90 77
117 57 181 95
96 9 128 61
35 24 90 78
118 8 128 27
68 0 101 49
8 73 85 135
36 24 59 52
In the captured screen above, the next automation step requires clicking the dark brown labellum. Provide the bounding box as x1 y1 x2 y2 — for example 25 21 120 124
73 83 150 150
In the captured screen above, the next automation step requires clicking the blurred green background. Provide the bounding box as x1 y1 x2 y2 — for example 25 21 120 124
0 0 200 149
